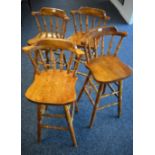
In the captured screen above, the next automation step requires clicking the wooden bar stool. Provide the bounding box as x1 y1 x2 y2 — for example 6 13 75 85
77 26 132 128
22 38 84 146
68 7 110 77
27 7 69 45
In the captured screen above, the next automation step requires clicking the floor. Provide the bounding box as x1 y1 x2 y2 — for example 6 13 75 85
21 0 133 155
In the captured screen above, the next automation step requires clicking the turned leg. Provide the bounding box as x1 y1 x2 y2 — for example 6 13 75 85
77 71 91 102
89 83 105 128
64 105 77 147
118 80 123 117
37 105 42 143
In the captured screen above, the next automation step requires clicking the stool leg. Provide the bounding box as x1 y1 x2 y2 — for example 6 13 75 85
118 80 123 117
37 105 42 143
64 105 77 147
77 71 91 102
89 83 105 128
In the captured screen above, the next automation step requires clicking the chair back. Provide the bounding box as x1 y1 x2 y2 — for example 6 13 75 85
22 38 84 76
82 26 127 61
70 7 110 33
32 7 69 38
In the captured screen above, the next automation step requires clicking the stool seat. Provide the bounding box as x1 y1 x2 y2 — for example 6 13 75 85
25 70 77 104
86 55 132 83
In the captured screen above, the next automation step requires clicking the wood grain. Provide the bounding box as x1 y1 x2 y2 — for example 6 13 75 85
86 55 132 83
25 70 77 105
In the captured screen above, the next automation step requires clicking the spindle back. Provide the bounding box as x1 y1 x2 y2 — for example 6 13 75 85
70 7 110 33
32 7 69 38
82 26 127 61
22 38 84 76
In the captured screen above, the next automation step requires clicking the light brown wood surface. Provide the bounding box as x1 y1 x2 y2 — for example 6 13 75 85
25 70 77 104
86 55 132 83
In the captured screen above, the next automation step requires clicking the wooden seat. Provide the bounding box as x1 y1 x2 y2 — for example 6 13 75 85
25 70 77 104
22 38 84 146
27 7 69 45
77 26 132 128
86 56 132 83
68 7 110 77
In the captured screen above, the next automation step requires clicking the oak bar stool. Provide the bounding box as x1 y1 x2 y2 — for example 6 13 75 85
68 7 110 77
22 38 84 146
27 7 69 45
77 26 132 128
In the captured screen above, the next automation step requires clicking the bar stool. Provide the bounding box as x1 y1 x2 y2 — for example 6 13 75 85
22 38 84 146
77 26 132 127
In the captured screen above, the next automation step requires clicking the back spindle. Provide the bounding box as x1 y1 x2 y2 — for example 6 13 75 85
71 13 77 33
85 15 89 32
114 36 123 56
101 36 104 55
67 52 74 73
50 16 53 35
55 17 59 37
27 52 40 74
59 50 64 71
79 14 83 32
42 16 48 36
107 35 114 55
50 49 56 69
62 20 66 38
34 15 42 33
38 50 48 70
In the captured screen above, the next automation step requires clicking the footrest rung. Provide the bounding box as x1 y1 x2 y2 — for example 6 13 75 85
42 113 65 118
97 102 118 110
41 125 68 131
101 91 119 98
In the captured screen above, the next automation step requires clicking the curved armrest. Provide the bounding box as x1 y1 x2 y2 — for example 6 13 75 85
22 45 37 53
